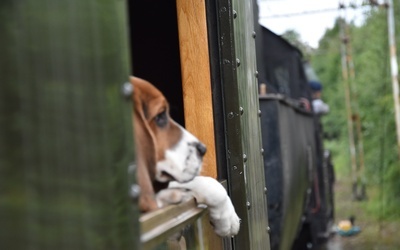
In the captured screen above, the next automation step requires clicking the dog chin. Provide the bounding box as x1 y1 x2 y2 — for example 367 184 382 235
174 174 197 183
155 167 199 184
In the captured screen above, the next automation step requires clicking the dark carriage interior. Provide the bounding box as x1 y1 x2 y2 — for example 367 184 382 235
128 1 185 126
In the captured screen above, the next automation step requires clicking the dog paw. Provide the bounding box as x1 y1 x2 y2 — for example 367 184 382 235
208 197 241 237
168 177 241 237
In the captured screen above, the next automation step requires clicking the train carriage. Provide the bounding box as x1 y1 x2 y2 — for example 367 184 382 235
0 0 334 249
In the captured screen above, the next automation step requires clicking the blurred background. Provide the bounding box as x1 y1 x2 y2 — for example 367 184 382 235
259 0 400 249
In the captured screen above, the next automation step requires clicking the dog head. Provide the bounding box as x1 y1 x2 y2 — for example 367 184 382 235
131 77 206 210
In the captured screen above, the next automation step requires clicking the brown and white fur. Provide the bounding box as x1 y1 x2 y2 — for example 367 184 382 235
131 76 240 237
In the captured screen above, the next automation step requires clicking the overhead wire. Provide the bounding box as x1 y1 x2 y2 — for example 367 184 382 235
259 2 374 19
260 7 339 19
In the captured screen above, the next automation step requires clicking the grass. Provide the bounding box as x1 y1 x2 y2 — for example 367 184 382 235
324 140 400 250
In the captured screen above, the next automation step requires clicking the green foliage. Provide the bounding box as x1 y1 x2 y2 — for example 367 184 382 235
324 139 350 177
312 19 347 140
311 5 400 220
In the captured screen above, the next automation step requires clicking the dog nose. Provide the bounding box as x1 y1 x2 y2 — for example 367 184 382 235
195 142 207 157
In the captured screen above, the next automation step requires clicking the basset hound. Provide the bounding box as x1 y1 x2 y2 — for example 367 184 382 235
131 76 240 237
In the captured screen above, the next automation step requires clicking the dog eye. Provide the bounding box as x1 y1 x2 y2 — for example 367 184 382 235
154 110 168 127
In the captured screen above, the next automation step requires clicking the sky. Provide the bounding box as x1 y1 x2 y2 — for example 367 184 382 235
258 0 371 48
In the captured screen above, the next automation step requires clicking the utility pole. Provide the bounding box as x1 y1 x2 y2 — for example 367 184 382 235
344 13 367 200
386 0 400 159
339 13 358 200
339 2 367 200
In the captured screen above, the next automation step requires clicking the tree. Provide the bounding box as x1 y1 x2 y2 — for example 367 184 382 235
311 6 400 218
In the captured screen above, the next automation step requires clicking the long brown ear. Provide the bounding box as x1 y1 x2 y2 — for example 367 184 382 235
131 77 158 212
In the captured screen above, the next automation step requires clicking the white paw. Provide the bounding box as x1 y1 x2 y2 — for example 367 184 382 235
170 177 241 237
208 198 241 237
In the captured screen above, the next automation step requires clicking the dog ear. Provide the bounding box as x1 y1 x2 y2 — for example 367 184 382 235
130 77 159 211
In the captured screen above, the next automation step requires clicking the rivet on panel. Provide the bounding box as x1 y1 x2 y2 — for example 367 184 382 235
233 10 237 19
243 154 247 162
255 71 259 78
236 58 241 67
261 148 264 155
264 187 267 194
121 82 133 100
129 184 141 200
239 107 244 115
258 109 262 117
267 226 271 233
246 201 251 209
252 31 256 38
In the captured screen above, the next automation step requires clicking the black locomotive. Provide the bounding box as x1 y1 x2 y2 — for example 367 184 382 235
257 27 335 250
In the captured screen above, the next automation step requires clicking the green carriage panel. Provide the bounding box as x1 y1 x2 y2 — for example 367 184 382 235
231 0 271 249
0 1 139 249
210 0 271 248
